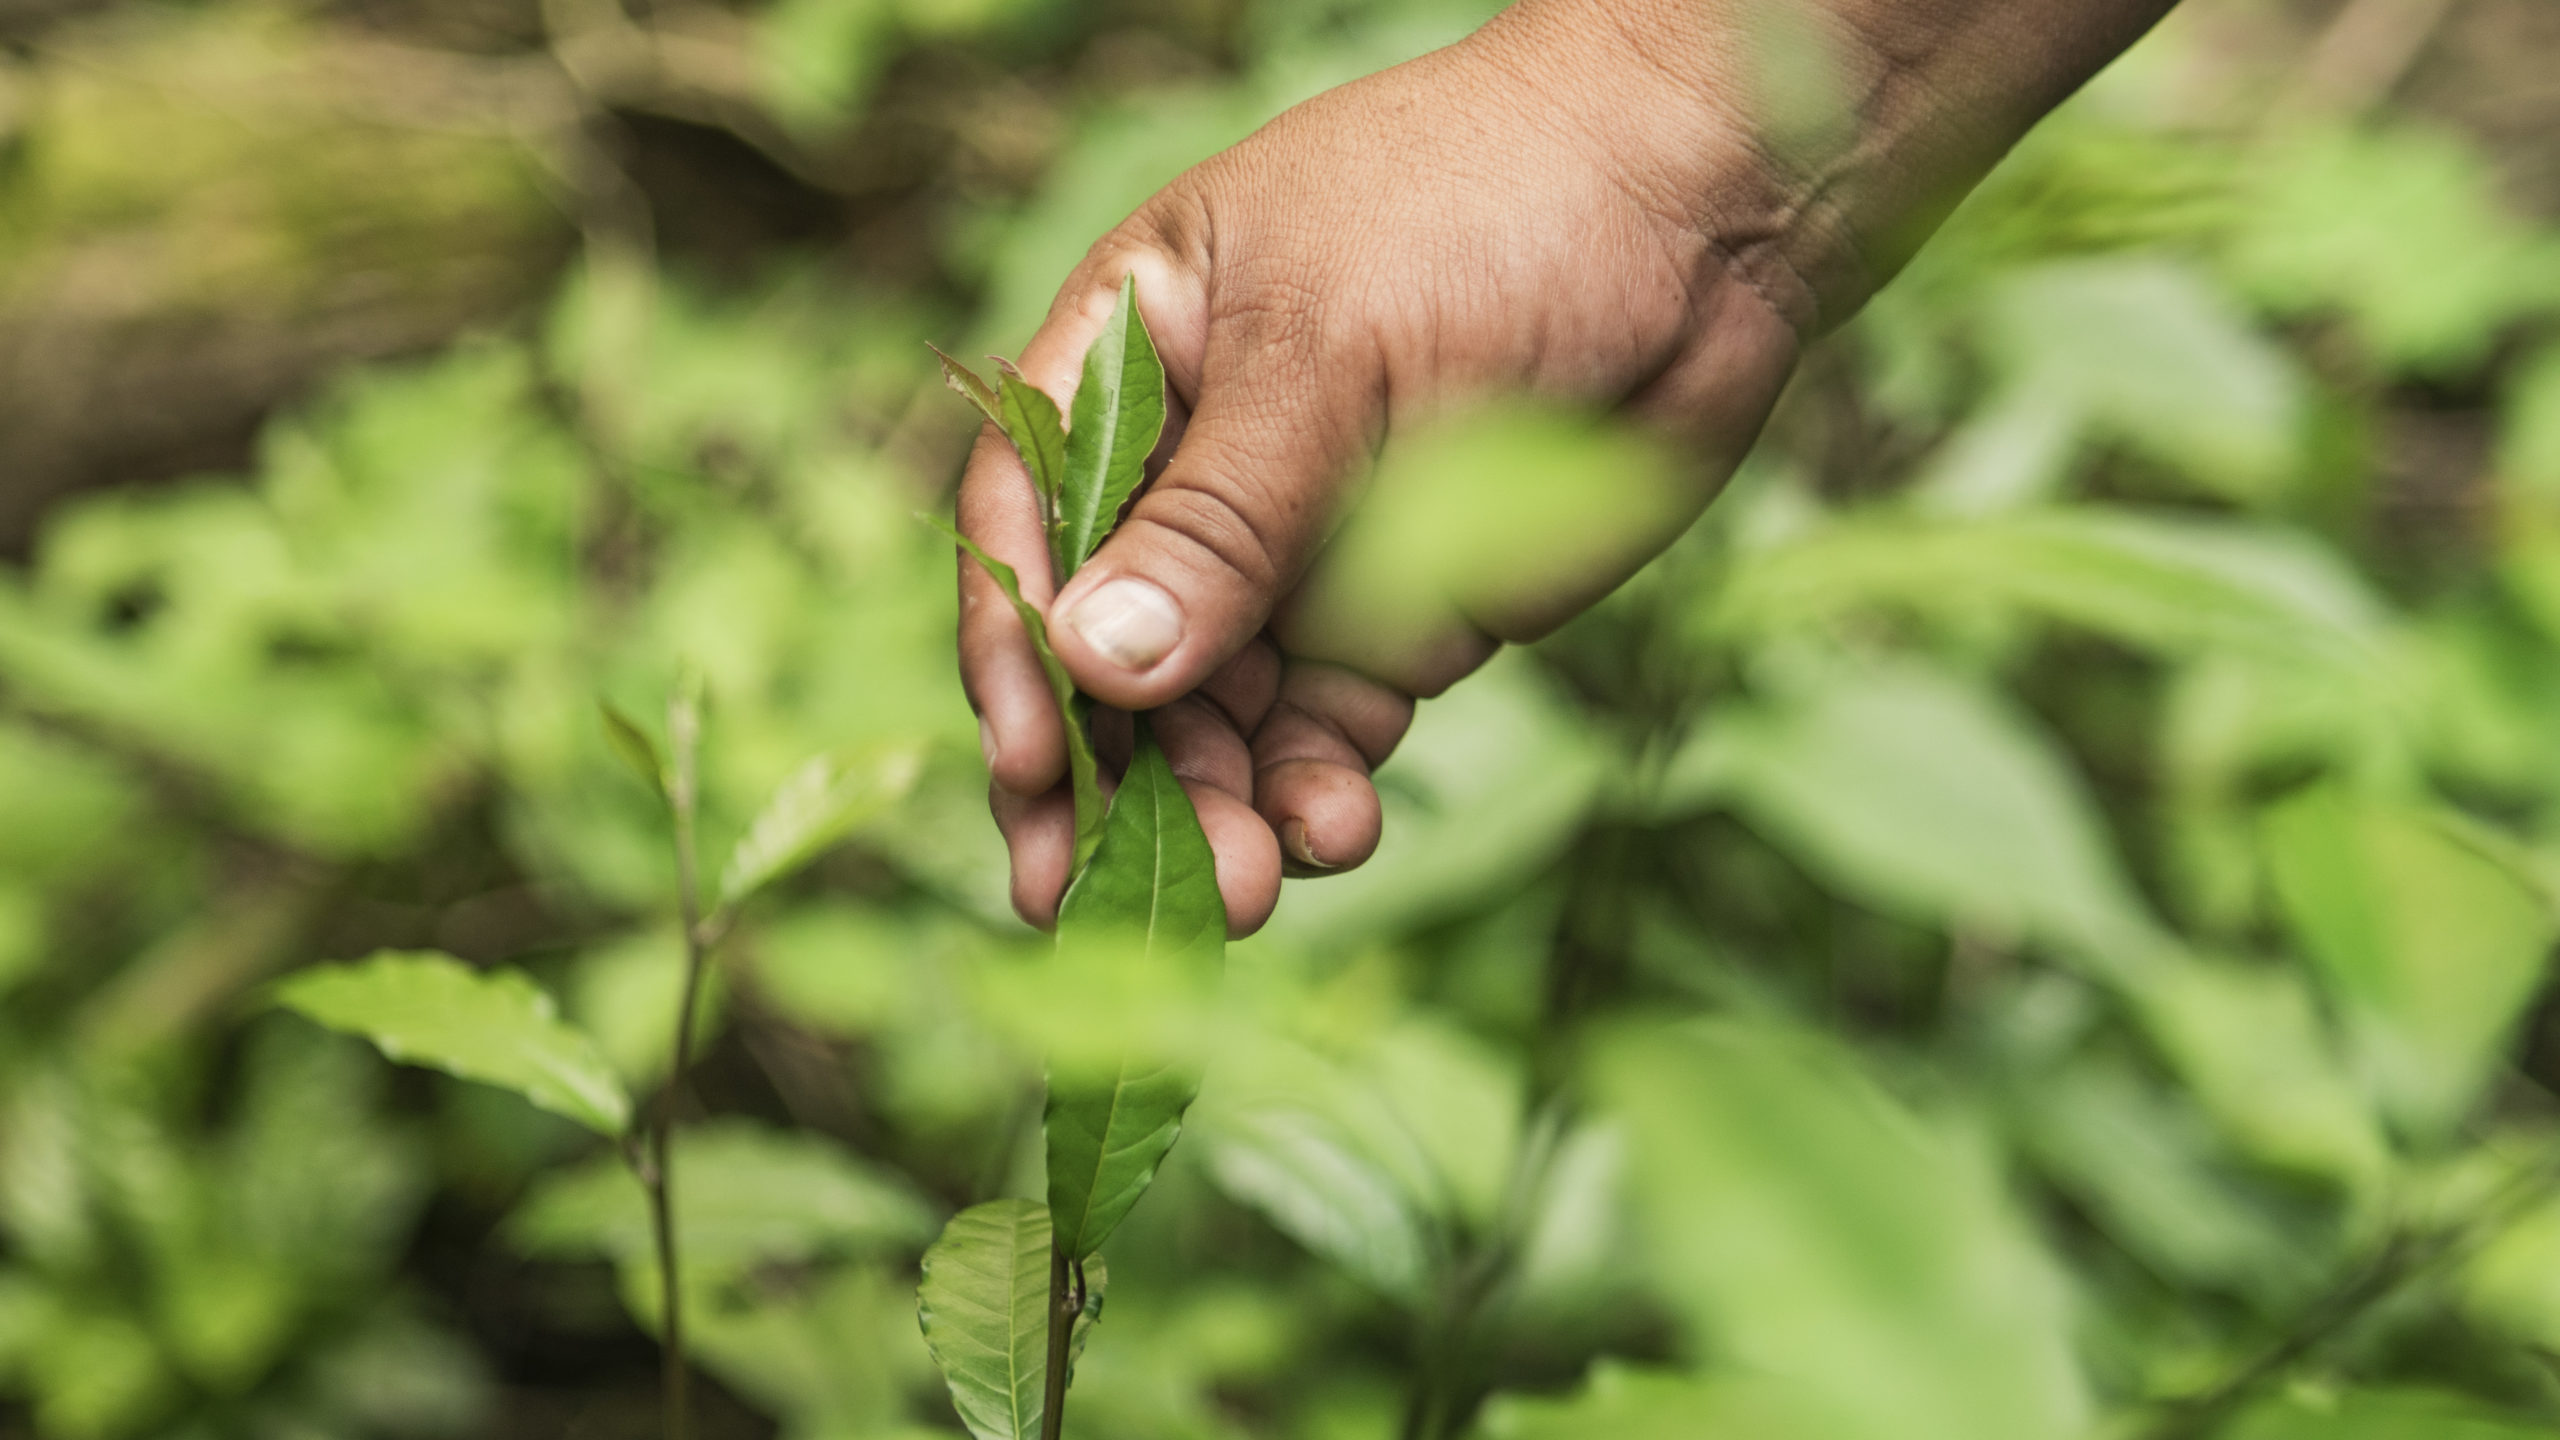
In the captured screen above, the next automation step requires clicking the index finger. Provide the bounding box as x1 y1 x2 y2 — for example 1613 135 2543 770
956 419 1068 798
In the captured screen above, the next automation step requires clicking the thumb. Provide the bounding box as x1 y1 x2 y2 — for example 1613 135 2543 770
1047 293 1373 712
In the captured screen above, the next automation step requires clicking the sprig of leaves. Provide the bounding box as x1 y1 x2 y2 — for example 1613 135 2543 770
925 516 1106 873
936 276 1165 585
925 283 1218 1440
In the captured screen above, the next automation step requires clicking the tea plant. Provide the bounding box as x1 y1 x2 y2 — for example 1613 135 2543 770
923 277 1225 1440
276 678 919 1439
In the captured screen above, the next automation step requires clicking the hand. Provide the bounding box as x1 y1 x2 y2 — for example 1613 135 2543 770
957 0 2179 935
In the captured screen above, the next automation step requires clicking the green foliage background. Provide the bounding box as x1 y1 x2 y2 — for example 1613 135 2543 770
2 0 2560 1436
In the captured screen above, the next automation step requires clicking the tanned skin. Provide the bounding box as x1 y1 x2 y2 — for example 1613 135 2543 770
955 0 2184 935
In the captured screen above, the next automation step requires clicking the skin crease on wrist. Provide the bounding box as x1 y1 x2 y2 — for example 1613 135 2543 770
954 0 2182 938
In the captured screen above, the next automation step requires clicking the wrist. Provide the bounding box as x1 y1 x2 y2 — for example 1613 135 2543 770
1469 0 2178 334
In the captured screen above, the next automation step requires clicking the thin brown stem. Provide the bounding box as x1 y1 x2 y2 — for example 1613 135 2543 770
1040 1241 1077 1440
645 680 710 1440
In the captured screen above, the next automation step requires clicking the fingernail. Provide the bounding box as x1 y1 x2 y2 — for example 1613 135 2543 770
979 716 1000 772
1062 577 1182 671
1281 818 1335 871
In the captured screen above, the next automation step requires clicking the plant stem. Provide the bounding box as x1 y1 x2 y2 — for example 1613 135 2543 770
2142 1156 2560 1440
1040 1241 1077 1440
645 681 711 1440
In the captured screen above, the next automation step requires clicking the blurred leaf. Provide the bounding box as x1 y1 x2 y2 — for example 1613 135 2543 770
2263 787 2555 1137
1964 257 2305 501
599 700 668 801
2225 125 2560 375
757 0 891 132
2224 1387 2560 1440
1713 508 2381 665
1206 1106 1433 1305
718 743 926 911
568 932 726 1087
1271 651 1607 946
2125 952 2388 1188
927 515 1105 871
1671 659 2158 970
1592 1019 2089 1440
274 951 630 1137
1053 276 1166 580
510 1121 936 1266
2010 1050 2319 1294
1479 1363 1853 1440
916 1198 1052 1440
1285 407 1681 673
2505 345 2560 500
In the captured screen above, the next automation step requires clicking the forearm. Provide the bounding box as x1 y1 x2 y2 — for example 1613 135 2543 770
1472 0 2182 332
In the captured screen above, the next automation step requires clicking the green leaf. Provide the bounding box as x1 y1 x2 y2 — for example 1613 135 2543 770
1041 716 1223 1259
274 951 630 1136
1054 714 1224 959
933 343 1003 424
598 700 667 800
935 347 1067 513
1205 1108 1433 1304
916 1198 1052 1440
1045 1061 1196 1261
1711 508 2381 666
1666 659 2161 972
1960 257 2305 502
2262 786 2556 1136
718 744 926 912
509 1120 939 1266
995 360 1068 511
1052 275 1166 580
924 514 1105 872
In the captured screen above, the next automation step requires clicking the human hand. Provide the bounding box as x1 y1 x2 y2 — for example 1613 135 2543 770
957 0 2178 935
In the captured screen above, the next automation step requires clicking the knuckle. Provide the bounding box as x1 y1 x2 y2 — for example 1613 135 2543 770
1133 468 1289 596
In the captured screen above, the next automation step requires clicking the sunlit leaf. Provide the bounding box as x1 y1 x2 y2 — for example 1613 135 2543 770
508 1120 937 1266
718 743 927 911
274 951 630 1137
925 515 1105 871
1052 275 1166 580
916 1198 1052 1440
